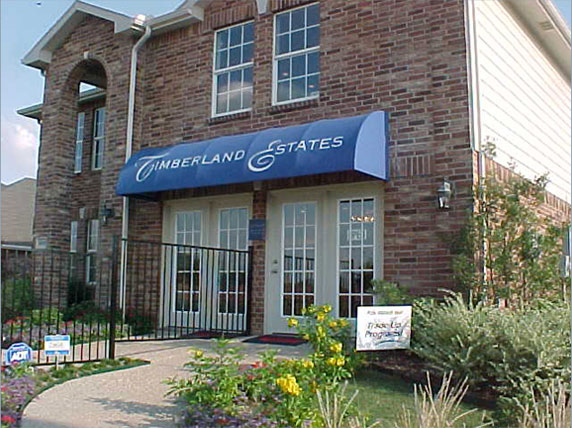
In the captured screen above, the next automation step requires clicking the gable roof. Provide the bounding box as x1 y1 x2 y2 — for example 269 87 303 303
22 1 145 70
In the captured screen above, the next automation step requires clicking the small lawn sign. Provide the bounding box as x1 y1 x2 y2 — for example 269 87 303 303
4 342 34 365
44 335 70 357
356 306 412 351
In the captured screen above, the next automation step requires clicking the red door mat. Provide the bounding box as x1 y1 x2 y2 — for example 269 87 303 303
243 334 307 346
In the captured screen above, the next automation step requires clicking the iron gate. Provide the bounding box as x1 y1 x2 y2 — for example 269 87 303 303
115 238 253 342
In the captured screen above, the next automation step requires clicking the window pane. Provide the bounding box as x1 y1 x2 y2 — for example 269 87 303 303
217 73 229 93
243 67 253 87
308 52 320 74
277 81 290 102
307 75 319 97
243 87 252 109
229 46 241 66
230 70 242 90
291 8 305 30
292 55 305 77
278 58 290 81
244 22 254 42
242 43 253 63
217 94 227 114
217 29 229 49
292 77 305 99
229 91 241 112
307 4 320 26
216 50 228 70
277 34 289 55
230 26 242 46
277 13 290 34
291 30 304 52
306 26 319 48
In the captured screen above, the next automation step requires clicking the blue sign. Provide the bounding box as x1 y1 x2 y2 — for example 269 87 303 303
5 342 33 365
116 111 389 196
44 335 70 357
248 219 266 241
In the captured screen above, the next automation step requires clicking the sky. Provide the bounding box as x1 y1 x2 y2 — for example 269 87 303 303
1 0 571 185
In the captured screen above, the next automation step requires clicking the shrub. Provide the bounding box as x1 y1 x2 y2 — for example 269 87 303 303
412 293 571 424
1 279 34 323
395 372 492 428
370 280 413 305
30 307 64 326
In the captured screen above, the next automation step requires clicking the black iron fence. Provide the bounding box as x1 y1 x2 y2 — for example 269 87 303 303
1 238 252 366
1 245 115 365
116 239 252 341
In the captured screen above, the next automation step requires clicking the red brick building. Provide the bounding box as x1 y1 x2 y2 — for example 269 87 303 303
19 0 570 334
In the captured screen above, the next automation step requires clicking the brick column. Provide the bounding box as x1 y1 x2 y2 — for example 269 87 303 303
249 189 267 334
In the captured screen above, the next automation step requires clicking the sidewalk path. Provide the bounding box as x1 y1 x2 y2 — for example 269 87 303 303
22 338 311 428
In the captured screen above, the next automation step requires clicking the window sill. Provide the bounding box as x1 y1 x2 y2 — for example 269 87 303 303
269 98 319 114
208 111 252 125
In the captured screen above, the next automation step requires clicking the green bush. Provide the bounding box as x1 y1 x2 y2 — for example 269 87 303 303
2 279 34 322
412 293 571 424
30 307 64 326
371 280 414 305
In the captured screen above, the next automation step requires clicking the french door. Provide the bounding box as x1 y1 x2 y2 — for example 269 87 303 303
164 196 251 332
265 184 383 334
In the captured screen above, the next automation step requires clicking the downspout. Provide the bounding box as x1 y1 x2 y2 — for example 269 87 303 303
120 24 153 313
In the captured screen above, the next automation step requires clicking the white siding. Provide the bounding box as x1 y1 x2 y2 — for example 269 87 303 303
474 0 571 202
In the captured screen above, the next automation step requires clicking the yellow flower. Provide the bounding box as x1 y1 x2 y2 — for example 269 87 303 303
288 318 299 328
330 342 343 353
339 319 349 328
301 359 314 369
316 326 326 337
336 356 346 366
302 334 310 340
327 357 337 366
193 350 204 358
316 312 326 322
276 374 301 396
307 306 317 314
328 320 338 329
322 305 332 313
301 307 307 315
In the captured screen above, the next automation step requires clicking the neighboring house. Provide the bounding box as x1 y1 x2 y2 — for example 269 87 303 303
1 178 36 247
17 0 571 335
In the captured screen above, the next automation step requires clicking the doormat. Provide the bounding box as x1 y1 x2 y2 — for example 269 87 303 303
243 334 307 346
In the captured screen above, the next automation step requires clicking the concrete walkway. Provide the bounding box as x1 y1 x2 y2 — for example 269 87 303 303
22 338 311 428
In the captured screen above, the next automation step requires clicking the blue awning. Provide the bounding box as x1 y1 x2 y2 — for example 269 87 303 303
116 111 389 196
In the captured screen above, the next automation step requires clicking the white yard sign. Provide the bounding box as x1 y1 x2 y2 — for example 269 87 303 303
356 306 412 351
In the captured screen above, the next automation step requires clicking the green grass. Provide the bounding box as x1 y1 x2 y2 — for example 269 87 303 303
346 370 494 427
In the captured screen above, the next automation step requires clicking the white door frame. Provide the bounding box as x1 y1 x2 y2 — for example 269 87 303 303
264 182 384 334
162 193 252 330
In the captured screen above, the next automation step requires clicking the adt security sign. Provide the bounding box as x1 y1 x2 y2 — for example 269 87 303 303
356 306 412 351
5 342 33 365
44 335 70 357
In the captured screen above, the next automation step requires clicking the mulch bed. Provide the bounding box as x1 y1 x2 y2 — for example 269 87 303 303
364 350 498 409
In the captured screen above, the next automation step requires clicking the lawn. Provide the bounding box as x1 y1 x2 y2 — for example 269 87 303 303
347 369 493 427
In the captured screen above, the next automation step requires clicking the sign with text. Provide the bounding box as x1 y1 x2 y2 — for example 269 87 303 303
356 306 412 351
44 335 70 357
248 219 266 241
5 342 33 365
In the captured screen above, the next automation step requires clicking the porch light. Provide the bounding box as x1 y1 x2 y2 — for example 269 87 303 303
437 179 452 210
101 203 115 225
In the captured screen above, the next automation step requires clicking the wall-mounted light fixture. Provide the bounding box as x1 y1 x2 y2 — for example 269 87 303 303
101 203 115 225
437 179 453 210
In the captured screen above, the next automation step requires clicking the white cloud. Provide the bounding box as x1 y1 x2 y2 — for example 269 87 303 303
1 115 39 184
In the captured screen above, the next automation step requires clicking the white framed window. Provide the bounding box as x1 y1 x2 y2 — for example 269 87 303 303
74 113 85 173
92 107 105 170
70 221 78 253
273 3 320 105
337 198 375 318
282 202 316 317
86 219 99 284
212 21 254 117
